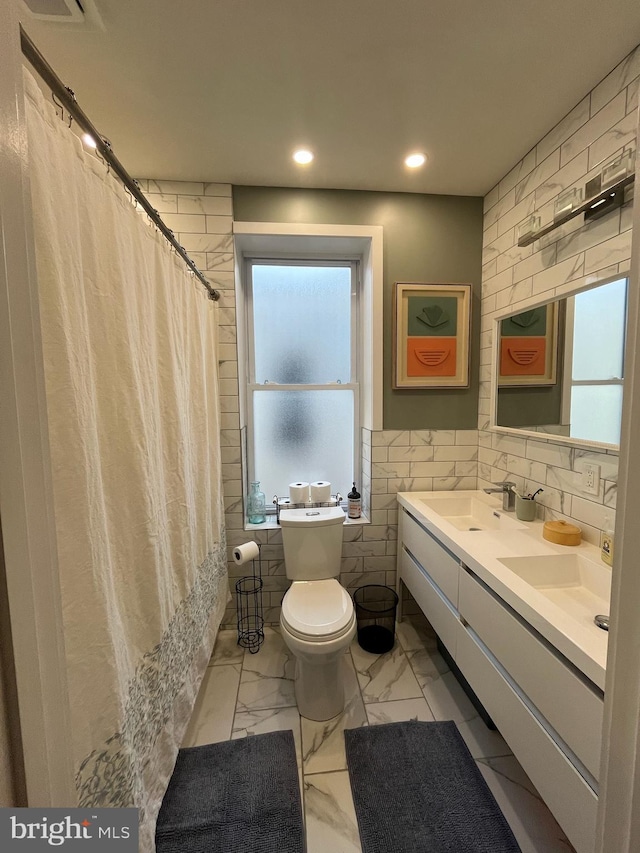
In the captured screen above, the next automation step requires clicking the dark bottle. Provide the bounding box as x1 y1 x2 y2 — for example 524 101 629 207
348 482 361 519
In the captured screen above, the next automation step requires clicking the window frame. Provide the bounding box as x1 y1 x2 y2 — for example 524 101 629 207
244 255 361 512
561 276 628 443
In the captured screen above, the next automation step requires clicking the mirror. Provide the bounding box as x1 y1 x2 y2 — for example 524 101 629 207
493 275 628 448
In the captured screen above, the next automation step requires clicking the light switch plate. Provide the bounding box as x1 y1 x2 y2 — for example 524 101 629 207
582 463 601 496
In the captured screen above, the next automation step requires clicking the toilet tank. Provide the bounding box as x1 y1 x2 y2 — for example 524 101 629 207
280 506 345 581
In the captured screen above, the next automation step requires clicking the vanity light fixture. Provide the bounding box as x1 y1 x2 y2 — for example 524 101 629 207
293 149 314 165
405 152 426 168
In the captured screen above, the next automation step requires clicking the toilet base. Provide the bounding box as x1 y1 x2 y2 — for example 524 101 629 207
294 655 346 721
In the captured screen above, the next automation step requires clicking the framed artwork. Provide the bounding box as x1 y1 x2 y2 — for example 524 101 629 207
498 302 558 386
393 282 471 389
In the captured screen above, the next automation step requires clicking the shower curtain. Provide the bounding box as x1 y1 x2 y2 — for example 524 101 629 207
23 70 229 849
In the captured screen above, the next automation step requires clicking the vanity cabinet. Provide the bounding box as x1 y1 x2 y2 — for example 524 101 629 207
397 505 602 853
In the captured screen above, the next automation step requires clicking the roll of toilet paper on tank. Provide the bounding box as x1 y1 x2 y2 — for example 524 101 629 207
310 481 331 502
289 481 310 503
233 541 260 565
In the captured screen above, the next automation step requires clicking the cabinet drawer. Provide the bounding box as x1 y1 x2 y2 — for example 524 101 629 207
458 568 603 781
457 627 597 853
400 548 458 656
401 510 460 606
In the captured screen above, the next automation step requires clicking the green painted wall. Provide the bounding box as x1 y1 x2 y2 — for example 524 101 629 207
232 186 483 430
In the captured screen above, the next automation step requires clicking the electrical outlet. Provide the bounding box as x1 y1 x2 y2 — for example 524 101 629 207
582 463 601 496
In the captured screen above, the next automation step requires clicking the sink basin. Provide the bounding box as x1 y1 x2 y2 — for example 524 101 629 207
416 495 527 532
498 554 611 626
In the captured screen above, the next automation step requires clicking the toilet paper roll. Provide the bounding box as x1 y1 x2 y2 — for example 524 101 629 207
233 541 260 565
289 481 310 504
310 481 331 503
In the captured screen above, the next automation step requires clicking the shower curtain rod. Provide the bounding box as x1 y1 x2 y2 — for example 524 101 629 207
19 26 220 302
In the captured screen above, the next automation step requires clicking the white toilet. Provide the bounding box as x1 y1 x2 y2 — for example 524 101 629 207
279 506 356 721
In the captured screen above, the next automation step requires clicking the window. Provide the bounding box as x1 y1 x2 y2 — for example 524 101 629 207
246 260 359 507
567 277 627 445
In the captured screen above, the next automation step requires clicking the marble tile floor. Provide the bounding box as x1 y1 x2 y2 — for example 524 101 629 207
182 617 575 853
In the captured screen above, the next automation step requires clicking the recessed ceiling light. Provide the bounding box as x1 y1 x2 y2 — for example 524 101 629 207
293 149 314 165
405 153 426 168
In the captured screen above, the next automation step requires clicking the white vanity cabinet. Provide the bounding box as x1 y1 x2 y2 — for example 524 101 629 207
398 509 461 655
396 501 604 853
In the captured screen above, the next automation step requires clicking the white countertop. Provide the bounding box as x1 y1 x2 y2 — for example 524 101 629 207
397 490 610 690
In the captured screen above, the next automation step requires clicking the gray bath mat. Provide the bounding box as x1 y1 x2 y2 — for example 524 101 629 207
345 720 521 853
156 729 304 853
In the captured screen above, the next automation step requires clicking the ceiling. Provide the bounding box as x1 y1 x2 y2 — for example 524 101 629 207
19 0 640 197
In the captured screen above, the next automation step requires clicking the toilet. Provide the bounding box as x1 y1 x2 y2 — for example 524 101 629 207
279 506 356 721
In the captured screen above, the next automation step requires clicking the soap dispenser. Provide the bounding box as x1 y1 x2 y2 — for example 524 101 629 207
600 515 614 566
348 482 361 519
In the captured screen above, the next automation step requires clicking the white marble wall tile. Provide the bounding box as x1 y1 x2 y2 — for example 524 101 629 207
483 267 514 299
484 188 516 231
532 254 584 296
495 278 533 309
162 212 206 234
148 180 204 195
499 149 537 200
627 77 640 115
512 244 557 284
178 195 233 216
555 209 621 264
483 228 515 265
534 149 589 209
483 184 500 214
388 445 435 462
408 461 457 477
144 192 178 213
204 182 232 197
515 151 561 205
588 111 637 170
561 91 626 165
433 476 477 491
371 429 411 446
497 193 537 238
591 45 640 116
410 429 456 446
584 229 632 274
455 430 479 444
536 96 591 164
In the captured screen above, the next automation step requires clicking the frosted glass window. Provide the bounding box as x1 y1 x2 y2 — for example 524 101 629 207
570 385 623 446
252 264 352 384
253 390 354 500
572 279 627 380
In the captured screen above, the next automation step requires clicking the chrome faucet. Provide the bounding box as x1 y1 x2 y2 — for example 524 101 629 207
483 481 516 512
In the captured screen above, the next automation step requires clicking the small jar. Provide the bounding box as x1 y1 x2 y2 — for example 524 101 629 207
248 481 266 524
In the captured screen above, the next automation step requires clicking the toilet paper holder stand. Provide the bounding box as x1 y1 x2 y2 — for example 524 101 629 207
272 493 343 524
235 545 264 654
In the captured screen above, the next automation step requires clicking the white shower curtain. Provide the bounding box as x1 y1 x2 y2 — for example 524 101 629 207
24 70 229 849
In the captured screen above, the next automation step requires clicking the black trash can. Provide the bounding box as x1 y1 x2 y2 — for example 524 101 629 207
353 584 398 654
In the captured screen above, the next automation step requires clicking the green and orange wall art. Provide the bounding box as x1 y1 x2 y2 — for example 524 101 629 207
498 303 558 386
393 283 471 388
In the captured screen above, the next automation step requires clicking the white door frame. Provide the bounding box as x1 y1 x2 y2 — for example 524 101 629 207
596 103 640 851
0 1 74 805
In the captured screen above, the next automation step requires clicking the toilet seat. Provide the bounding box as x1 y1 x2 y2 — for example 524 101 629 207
282 579 354 642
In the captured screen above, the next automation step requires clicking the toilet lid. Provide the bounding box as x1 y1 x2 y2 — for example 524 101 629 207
282 579 354 640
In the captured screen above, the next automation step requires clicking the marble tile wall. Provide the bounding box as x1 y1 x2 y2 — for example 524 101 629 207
478 46 640 544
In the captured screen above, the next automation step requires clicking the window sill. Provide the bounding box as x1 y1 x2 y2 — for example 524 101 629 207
243 513 370 532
